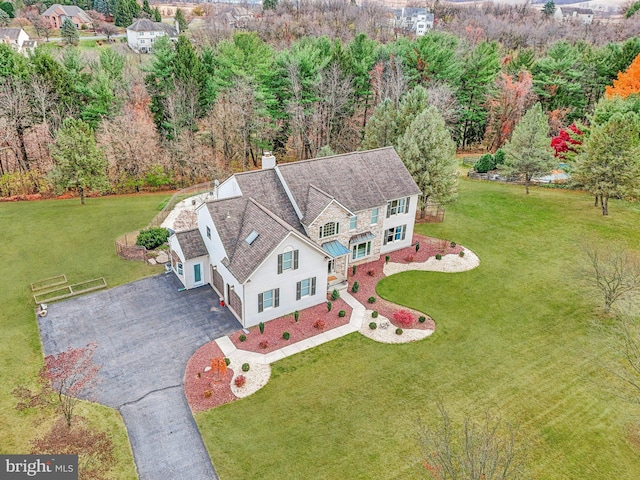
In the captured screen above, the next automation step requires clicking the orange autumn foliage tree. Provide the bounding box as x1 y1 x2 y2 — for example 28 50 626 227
210 357 227 382
605 54 640 98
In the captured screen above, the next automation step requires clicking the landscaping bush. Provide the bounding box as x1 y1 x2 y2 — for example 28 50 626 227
259 322 265 334
393 310 414 327
372 311 378 318
415 241 420 252
242 363 250 372
435 254 442 260
406 254 414 262
459 251 465 257
293 311 299 322
204 390 212 398
419 316 426 323
367 269 375 276
450 241 456 248
369 322 377 330
239 334 246 342
259 340 269 349
282 331 290 340
136 227 169 249
385 255 390 264
395 328 403 335
352 265 357 275
474 153 496 173
234 375 246 388
368 296 376 304
224 357 231 366
331 289 340 301
338 310 346 317
326 301 332 312
351 281 359 293
313 319 326 330
494 148 506 165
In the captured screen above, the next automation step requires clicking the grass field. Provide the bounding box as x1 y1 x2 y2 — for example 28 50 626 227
196 179 640 479
0 193 168 478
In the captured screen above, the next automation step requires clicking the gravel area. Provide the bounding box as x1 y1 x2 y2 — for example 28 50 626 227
161 193 210 231
228 357 271 399
383 247 480 276
359 311 434 343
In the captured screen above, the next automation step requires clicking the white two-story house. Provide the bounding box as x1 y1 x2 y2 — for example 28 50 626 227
168 147 421 328
126 19 178 53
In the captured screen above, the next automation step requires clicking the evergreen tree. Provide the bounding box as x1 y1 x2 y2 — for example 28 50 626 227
0 2 15 18
263 0 278 10
142 0 152 15
573 112 640 215
49 118 109 205
114 0 140 27
500 103 555 194
93 0 114 16
174 8 187 32
0 9 10 26
362 98 398 150
152 7 161 22
395 85 429 139
61 18 79 46
542 1 556 16
397 105 458 215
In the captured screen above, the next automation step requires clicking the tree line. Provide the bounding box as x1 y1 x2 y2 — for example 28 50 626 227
1 3 640 200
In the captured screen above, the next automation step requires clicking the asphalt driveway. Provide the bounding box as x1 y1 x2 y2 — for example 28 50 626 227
38 273 242 480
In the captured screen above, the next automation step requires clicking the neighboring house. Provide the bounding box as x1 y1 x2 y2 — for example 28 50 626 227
212 6 254 29
126 19 178 53
392 7 434 36
42 4 93 29
554 7 594 24
0 28 36 54
169 147 421 328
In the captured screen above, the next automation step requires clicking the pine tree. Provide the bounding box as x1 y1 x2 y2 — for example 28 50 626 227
61 17 79 45
263 0 278 10
362 99 398 150
542 1 556 16
500 103 555 194
397 105 458 216
174 8 187 32
49 119 109 205
142 0 152 15
152 7 161 22
114 0 140 27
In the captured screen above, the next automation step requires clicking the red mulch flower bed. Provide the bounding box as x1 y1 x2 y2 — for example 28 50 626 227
348 234 461 330
184 341 236 413
229 296 352 354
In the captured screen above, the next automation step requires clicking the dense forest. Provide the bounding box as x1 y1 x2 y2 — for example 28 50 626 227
1 0 640 198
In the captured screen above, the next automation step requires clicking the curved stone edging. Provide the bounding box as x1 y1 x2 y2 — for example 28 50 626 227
383 246 480 276
228 356 271 398
358 310 434 343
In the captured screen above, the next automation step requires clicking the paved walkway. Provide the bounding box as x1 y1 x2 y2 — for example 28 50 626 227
38 274 242 480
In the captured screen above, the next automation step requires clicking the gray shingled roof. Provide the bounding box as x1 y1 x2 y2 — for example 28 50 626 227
0 28 22 41
206 196 295 283
42 4 92 23
301 185 339 226
127 18 178 37
277 147 421 223
234 169 305 234
175 228 208 260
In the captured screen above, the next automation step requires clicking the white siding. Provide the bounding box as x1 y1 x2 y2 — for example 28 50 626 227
242 234 328 328
217 176 242 199
380 193 419 254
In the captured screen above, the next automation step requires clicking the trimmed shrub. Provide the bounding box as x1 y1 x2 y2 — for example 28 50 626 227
351 281 360 293
459 251 465 257
239 334 246 342
352 265 357 275
415 241 420 252
372 311 379 318
259 322 265 334
282 331 290 340
450 241 456 248
368 296 376 304
395 328 403 335
234 375 246 388
435 253 442 260
204 390 212 398
242 363 250 372
393 310 414 327
313 319 326 330
338 310 346 317
293 310 299 322
474 153 496 173
406 254 414 262
369 322 377 330
418 316 426 323
385 255 390 264
224 357 231 366
136 227 169 249
259 340 269 349
331 289 340 301
494 148 506 165
367 269 375 276
326 301 332 312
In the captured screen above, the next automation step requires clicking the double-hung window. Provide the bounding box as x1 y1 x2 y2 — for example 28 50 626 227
177 263 183 275
277 249 299 274
258 288 280 312
352 241 371 260
349 216 357 230
296 277 317 300
384 225 407 245
370 208 379 224
386 197 410 217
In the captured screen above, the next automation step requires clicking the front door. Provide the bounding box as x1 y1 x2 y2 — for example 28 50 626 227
328 259 335 274
194 263 202 285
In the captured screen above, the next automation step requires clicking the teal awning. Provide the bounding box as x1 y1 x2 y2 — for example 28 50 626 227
322 240 350 258
349 231 376 244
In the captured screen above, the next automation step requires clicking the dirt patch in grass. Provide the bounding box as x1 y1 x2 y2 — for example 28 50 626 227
229 296 352 354
185 341 236 413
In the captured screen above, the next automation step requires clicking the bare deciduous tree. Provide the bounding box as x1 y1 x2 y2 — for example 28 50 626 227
584 244 640 313
418 403 527 480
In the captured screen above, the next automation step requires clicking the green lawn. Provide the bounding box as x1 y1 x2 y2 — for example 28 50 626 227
196 179 640 479
0 193 169 478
